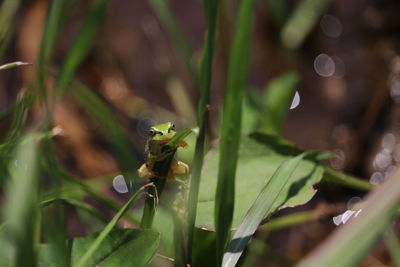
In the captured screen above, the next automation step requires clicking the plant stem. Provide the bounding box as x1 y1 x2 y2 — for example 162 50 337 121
140 148 177 228
323 167 374 191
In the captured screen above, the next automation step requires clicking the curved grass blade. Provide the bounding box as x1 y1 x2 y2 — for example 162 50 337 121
222 153 304 267
187 0 220 262
74 182 153 267
149 0 196 84
56 0 108 95
297 169 400 267
215 0 255 264
40 198 108 224
71 81 138 184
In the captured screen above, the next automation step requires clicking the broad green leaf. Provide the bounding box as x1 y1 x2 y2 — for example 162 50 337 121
74 183 151 267
68 229 159 267
215 0 255 262
223 153 304 267
297 170 400 267
196 133 325 229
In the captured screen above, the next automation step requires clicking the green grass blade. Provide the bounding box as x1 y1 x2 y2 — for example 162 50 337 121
74 183 152 267
40 198 108 224
37 0 66 99
56 0 108 95
0 0 21 59
215 0 255 264
384 227 400 267
222 153 304 267
0 94 34 183
3 133 40 267
281 0 330 49
0 61 31 70
297 170 400 267
187 0 219 262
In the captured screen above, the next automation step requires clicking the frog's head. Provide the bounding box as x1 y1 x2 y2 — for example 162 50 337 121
148 122 176 143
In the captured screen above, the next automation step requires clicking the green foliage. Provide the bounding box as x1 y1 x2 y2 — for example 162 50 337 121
1 0 399 266
223 153 305 266
74 183 151 267
197 133 324 229
38 229 160 267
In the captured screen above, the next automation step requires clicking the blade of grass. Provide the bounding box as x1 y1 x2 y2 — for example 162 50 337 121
55 0 108 96
186 0 219 262
384 227 400 267
40 198 108 224
37 0 66 100
280 0 330 49
214 0 255 264
4 132 40 267
297 169 400 267
0 0 22 59
74 182 153 267
0 93 34 183
222 153 304 267
0 61 31 70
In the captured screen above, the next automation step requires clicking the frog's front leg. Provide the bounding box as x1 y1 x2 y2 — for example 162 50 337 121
138 163 153 179
167 159 189 181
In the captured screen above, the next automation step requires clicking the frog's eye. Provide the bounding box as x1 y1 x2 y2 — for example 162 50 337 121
168 124 175 133
149 129 155 136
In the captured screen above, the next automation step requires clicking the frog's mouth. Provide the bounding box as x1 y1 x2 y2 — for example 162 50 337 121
151 138 172 144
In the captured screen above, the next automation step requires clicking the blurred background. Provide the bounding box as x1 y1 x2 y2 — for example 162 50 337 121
1 0 400 265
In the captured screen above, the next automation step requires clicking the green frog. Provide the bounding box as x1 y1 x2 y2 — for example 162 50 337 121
138 122 189 181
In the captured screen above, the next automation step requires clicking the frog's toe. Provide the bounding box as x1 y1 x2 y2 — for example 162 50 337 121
138 163 152 179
